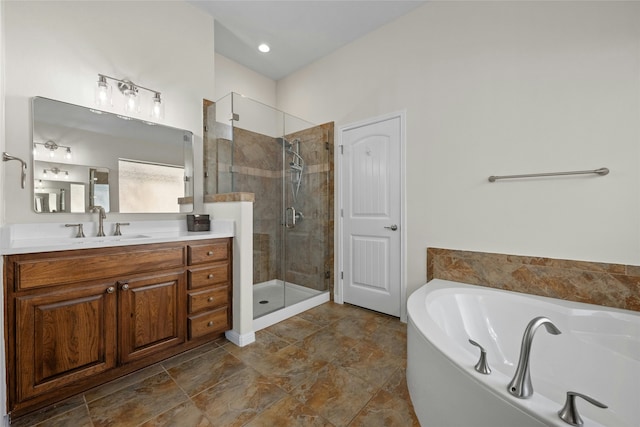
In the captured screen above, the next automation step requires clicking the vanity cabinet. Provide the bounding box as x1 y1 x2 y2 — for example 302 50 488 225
4 238 232 418
118 270 186 364
187 240 232 340
14 282 118 403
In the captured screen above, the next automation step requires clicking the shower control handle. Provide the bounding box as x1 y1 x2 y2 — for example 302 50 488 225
285 206 296 229
384 224 398 231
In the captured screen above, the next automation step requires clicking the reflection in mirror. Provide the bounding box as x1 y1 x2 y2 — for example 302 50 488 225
34 180 86 213
89 168 110 211
32 97 194 214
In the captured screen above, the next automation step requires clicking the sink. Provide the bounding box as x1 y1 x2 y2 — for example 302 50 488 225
70 234 151 244
11 234 151 248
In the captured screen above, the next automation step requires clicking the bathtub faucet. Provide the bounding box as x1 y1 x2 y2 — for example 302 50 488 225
507 316 561 399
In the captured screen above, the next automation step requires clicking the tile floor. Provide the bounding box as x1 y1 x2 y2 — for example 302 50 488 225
11 302 419 427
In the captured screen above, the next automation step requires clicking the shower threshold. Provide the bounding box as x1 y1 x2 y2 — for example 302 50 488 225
253 280 330 331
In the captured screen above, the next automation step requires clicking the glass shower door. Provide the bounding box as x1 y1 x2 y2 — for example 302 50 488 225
212 93 331 319
281 113 330 307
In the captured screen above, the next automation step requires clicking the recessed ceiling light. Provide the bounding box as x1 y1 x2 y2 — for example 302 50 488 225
258 43 270 53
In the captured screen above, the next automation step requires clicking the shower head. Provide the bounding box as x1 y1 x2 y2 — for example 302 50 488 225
276 137 292 150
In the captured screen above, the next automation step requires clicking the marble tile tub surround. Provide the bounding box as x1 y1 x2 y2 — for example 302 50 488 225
427 247 640 311
1 219 234 254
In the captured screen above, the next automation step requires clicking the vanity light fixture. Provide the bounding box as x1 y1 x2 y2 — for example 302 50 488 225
34 140 72 160
95 74 165 120
95 75 112 107
42 167 69 179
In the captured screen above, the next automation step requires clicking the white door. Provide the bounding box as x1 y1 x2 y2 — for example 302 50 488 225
341 115 402 316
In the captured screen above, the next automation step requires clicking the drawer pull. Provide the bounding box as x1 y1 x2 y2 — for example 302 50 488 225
207 251 214 256
120 283 129 291
207 321 214 327
207 297 214 302
207 274 214 279
106 286 115 294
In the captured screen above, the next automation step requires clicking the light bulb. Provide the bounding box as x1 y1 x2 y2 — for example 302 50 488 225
150 92 164 119
48 149 55 158
33 144 37 156
42 169 47 178
65 171 69 180
65 147 72 160
124 92 139 114
95 75 112 106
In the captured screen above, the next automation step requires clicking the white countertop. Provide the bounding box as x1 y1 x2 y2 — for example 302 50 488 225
1 220 234 255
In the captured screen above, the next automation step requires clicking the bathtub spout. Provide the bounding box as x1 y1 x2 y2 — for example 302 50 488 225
507 316 561 399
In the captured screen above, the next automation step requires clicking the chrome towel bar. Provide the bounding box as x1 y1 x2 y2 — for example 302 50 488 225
488 167 609 183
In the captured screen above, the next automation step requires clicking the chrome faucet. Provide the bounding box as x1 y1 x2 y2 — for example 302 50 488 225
507 316 561 398
90 205 106 237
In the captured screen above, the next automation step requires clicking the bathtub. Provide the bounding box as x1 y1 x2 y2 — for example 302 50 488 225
407 279 639 427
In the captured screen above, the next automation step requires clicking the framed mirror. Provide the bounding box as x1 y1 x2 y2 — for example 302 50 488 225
32 97 194 214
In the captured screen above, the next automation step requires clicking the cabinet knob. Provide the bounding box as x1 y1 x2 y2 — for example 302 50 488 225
106 286 115 294
207 321 214 327
207 297 214 302
207 251 214 256
121 283 129 291
207 274 214 279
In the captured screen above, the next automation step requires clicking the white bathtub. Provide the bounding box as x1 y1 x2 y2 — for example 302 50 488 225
407 279 640 427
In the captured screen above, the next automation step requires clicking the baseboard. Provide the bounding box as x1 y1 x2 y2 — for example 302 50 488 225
224 329 256 347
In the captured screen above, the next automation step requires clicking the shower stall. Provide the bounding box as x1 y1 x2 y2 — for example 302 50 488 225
205 93 333 329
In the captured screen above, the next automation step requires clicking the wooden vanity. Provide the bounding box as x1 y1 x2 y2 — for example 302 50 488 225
3 237 232 418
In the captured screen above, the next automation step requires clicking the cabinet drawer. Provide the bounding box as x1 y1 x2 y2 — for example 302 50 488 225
187 240 229 265
9 245 185 290
188 286 229 314
188 307 229 339
187 263 229 289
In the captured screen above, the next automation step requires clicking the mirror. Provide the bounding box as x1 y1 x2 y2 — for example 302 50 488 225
32 97 194 214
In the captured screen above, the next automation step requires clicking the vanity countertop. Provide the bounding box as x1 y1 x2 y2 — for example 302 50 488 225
1 220 234 255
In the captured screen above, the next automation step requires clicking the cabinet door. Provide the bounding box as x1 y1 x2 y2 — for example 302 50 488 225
118 271 186 363
15 283 117 402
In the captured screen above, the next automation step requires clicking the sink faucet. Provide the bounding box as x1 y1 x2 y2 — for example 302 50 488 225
507 316 561 399
90 205 106 237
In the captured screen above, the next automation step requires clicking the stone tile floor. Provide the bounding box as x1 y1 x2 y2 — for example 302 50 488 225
11 302 419 427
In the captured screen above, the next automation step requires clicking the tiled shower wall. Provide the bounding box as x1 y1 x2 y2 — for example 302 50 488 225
427 248 640 312
282 123 334 293
210 125 334 294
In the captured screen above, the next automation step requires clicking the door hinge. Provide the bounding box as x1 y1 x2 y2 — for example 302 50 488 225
232 113 240 121
325 271 331 279
339 145 344 154
340 209 343 217
325 142 330 150
204 125 209 132
340 271 344 279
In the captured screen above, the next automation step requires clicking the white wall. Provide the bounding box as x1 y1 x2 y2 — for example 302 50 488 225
1 1 214 420
0 0 7 422
214 53 282 138
276 1 640 296
4 0 215 223
214 53 276 105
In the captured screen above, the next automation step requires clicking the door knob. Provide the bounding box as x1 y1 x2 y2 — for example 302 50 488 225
384 224 398 231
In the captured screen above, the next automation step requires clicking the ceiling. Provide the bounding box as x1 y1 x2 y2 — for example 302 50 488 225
189 1 427 80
